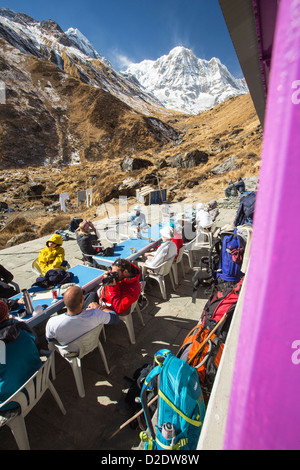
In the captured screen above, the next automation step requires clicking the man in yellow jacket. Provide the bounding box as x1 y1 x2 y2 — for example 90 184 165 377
38 233 67 275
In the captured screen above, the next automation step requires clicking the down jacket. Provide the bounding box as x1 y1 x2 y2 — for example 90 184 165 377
100 264 141 315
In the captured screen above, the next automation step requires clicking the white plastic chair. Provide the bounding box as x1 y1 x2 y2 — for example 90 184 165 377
171 245 186 285
183 229 213 269
48 324 109 398
198 228 213 248
0 351 66 450
183 236 197 269
145 256 176 300
105 223 129 243
120 299 145 345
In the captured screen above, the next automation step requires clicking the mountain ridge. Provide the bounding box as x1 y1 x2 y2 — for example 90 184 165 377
123 46 248 114
0 8 247 116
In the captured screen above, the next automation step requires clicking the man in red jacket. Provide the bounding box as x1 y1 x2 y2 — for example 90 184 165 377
98 259 141 316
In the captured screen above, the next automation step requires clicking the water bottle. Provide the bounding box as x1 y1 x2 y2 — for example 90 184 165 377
161 422 175 440
22 289 34 315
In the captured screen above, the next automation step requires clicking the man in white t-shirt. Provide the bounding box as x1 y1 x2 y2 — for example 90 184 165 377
45 285 119 346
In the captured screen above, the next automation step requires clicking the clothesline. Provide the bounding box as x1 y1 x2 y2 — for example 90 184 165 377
59 189 93 212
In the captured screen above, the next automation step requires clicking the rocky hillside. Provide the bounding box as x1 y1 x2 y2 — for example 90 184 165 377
0 89 262 248
0 38 177 169
0 9 262 249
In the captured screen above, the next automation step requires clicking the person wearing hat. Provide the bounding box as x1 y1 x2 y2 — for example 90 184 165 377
37 233 67 276
75 219 101 264
139 226 177 276
0 300 42 410
130 205 147 232
196 203 213 230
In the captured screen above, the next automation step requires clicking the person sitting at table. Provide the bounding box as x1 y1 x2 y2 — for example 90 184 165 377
139 226 177 276
175 215 196 243
0 300 42 411
130 205 148 235
75 219 102 265
97 259 141 316
37 233 68 276
0 264 18 299
45 285 120 346
195 203 213 231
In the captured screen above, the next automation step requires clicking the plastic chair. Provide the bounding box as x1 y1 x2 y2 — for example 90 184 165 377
145 256 176 300
0 352 66 450
198 228 213 248
183 229 213 269
31 258 44 276
105 224 129 243
120 300 145 345
48 324 109 398
183 236 197 269
171 245 186 285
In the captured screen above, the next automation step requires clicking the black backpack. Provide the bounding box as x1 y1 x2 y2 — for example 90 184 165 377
69 217 83 232
124 364 157 430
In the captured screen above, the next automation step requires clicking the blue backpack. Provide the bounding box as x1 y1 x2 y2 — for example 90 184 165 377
140 349 205 451
211 228 245 283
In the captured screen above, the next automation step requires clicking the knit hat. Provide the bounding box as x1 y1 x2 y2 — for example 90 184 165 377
160 226 173 239
0 300 9 323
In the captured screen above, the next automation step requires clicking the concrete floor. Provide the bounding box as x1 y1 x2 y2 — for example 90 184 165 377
0 219 212 450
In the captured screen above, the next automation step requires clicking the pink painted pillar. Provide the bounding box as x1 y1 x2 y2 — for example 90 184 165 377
224 0 300 450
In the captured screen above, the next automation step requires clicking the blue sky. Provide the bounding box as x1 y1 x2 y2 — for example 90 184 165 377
2 0 243 77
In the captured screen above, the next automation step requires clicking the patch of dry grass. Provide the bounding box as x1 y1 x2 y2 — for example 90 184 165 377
37 214 71 237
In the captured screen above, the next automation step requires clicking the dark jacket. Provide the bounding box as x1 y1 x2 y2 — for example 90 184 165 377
32 269 74 289
0 265 16 299
234 192 256 226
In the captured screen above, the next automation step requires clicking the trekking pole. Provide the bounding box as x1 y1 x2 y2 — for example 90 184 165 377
106 395 158 441
188 313 228 366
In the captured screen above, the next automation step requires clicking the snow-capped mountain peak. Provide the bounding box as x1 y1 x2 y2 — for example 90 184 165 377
123 46 248 114
64 27 112 66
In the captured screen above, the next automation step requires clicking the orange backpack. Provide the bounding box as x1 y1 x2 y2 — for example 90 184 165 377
177 324 224 395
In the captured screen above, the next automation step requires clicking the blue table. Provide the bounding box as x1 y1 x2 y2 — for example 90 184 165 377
93 223 163 267
10 265 105 328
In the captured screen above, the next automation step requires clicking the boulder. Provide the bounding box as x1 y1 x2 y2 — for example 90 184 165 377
181 150 209 168
210 156 238 175
166 150 208 169
120 156 153 172
24 182 46 196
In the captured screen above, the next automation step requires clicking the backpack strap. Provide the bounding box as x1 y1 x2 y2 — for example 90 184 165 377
158 389 202 428
140 348 170 440
140 365 161 440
